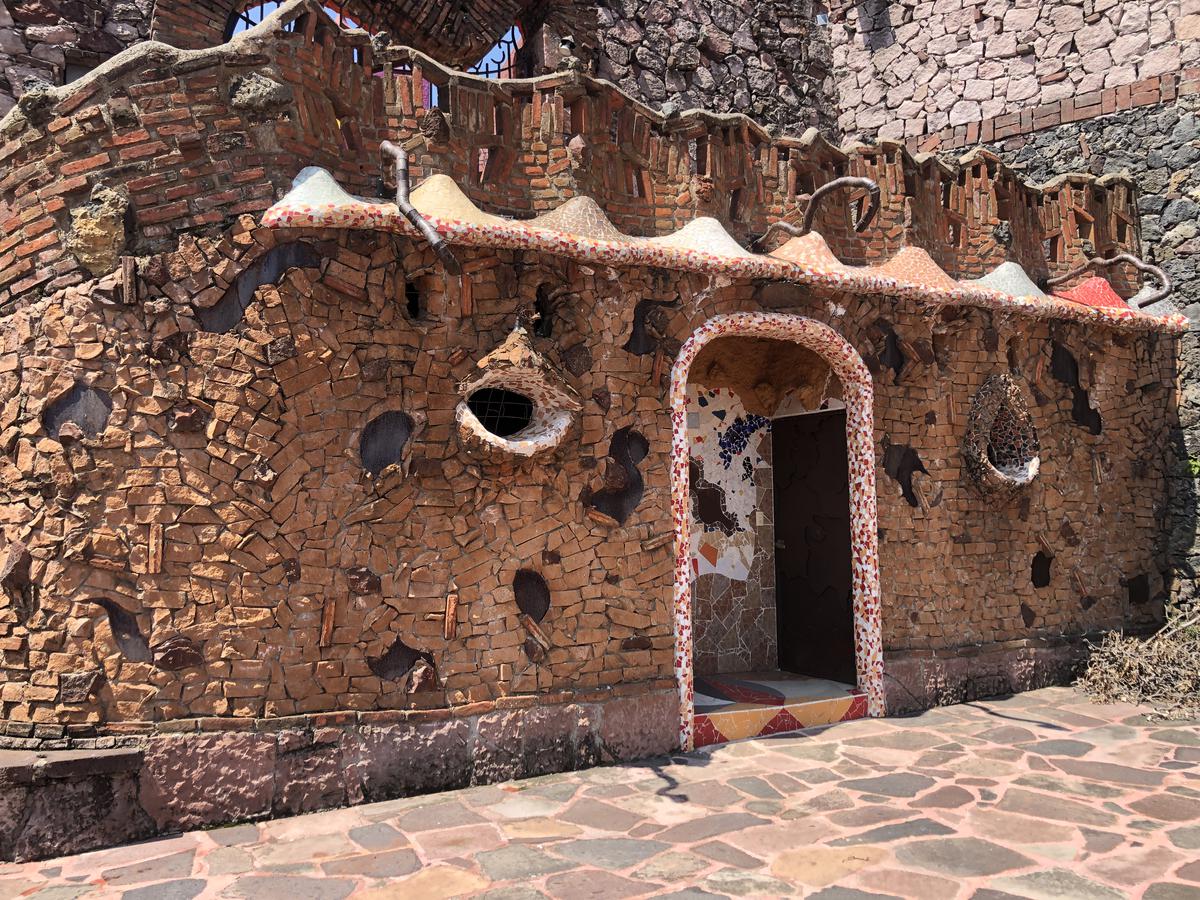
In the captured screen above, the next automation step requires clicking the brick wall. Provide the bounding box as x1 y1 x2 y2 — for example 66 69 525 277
0 2 1179 734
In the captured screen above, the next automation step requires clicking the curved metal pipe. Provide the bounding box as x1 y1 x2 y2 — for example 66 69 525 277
1046 252 1172 308
756 176 881 249
381 140 461 276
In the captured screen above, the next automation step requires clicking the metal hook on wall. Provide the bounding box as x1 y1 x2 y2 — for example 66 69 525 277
755 176 881 249
381 140 462 276
1046 253 1172 308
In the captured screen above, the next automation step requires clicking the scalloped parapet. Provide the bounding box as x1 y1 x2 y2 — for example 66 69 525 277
0 0 1155 315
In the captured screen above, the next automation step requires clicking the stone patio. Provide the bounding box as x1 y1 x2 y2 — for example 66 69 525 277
2 687 1199 899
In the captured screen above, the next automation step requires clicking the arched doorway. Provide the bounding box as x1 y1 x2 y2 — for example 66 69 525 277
669 312 884 750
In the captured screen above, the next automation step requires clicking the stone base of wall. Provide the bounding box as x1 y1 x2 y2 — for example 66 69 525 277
0 687 679 863
881 631 1156 715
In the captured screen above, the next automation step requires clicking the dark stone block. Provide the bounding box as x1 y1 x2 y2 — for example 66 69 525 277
346 566 382 594
43 383 112 439
152 635 204 671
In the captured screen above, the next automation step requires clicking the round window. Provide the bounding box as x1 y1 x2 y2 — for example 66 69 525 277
467 388 534 437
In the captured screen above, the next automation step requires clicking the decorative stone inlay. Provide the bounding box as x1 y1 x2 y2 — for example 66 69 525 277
963 374 1040 495
456 325 582 459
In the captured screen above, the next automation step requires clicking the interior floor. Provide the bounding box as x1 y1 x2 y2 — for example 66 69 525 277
693 670 866 748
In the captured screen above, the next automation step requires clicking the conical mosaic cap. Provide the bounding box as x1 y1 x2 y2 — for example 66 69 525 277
530 196 629 242
410 174 505 226
876 246 959 291
968 261 1047 298
768 232 849 272
646 217 753 258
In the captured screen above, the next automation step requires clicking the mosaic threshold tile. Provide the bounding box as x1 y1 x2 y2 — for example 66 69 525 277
693 671 867 748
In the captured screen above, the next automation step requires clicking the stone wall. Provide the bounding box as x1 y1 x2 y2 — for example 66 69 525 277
0 2 1179 739
828 0 1197 143
0 0 151 118
0 688 679 862
983 93 1200 614
593 0 836 135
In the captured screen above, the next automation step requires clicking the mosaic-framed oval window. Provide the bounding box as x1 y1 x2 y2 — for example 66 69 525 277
962 374 1040 495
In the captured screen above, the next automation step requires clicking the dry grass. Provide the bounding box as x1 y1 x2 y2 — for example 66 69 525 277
1077 613 1200 719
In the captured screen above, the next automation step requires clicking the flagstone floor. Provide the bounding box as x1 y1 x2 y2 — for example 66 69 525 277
3 687 1199 899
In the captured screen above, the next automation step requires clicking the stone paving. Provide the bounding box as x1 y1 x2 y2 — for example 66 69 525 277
2 687 1199 899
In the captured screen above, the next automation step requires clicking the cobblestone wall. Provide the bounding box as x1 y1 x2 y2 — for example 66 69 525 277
0 0 151 118
593 0 836 135
0 3 1179 736
830 0 1197 142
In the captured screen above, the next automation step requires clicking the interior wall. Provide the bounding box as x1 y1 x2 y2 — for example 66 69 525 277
687 381 777 675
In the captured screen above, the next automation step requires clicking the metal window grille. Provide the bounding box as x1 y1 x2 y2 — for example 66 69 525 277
227 2 358 38
467 388 534 437
469 25 523 79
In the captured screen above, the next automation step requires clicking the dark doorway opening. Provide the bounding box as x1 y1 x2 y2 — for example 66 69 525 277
773 409 857 685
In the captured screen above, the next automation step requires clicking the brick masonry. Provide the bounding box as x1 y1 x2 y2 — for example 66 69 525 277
0 1 1178 739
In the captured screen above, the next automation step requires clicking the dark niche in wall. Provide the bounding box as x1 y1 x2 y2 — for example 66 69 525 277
1 540 34 622
1050 342 1102 435
533 284 555 338
624 299 675 356
1123 573 1150 605
1031 552 1053 588
43 383 112 439
197 241 321 333
368 636 428 681
689 458 738 535
359 411 412 476
514 569 551 622
873 319 906 385
405 279 422 319
882 443 927 508
467 388 534 437
586 426 649 524
90 599 151 662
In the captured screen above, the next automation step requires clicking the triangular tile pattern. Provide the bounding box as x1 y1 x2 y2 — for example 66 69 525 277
759 707 804 736
262 168 1184 334
692 689 868 749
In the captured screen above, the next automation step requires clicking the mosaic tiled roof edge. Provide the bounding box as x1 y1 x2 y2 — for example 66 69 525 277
264 168 1187 334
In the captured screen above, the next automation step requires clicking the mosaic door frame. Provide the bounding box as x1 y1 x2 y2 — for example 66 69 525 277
669 312 885 750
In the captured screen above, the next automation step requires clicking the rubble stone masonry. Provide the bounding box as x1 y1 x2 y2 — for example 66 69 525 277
829 0 1195 143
